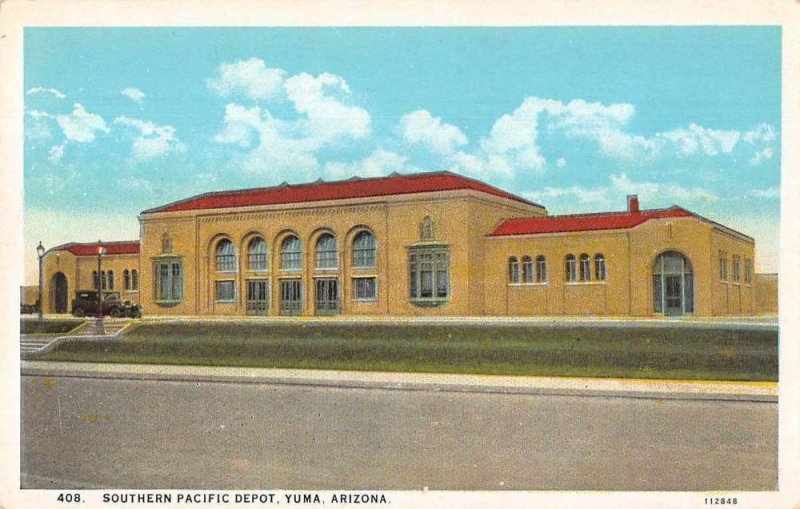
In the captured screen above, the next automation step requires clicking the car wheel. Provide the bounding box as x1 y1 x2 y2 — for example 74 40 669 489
110 307 122 318
73 308 85 317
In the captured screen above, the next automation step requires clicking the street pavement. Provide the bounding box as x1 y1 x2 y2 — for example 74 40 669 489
21 366 777 491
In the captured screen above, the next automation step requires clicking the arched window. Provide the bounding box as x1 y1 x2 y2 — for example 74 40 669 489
248 237 268 271
579 254 591 282
107 270 114 290
653 251 694 315
315 234 338 269
536 255 547 283
565 255 576 282
732 254 741 282
522 256 533 283
594 254 606 281
131 269 139 290
281 235 302 271
124 269 130 290
352 231 377 268
101 270 107 289
215 239 236 272
508 256 520 283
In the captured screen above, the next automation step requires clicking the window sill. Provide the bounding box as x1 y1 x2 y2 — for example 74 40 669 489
215 300 235 304
352 265 378 271
410 298 449 308
565 281 607 286
508 283 548 287
353 298 378 303
155 300 181 307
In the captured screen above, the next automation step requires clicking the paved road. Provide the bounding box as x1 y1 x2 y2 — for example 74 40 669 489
21 374 777 490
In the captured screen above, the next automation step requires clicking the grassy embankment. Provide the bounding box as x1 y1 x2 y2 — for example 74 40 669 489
21 319 85 335
37 322 778 381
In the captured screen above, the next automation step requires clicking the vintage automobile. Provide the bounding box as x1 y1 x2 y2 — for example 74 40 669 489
71 290 142 318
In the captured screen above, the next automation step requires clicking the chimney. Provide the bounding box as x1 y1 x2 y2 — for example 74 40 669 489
627 194 640 214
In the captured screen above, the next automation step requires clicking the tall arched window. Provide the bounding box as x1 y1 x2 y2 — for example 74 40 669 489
352 231 377 268
281 235 302 271
131 269 139 290
565 255 576 282
508 256 520 283
579 254 591 282
594 254 606 281
522 256 533 283
315 234 338 269
215 239 236 272
107 270 115 290
653 251 694 315
248 237 268 271
536 255 547 283
124 269 131 290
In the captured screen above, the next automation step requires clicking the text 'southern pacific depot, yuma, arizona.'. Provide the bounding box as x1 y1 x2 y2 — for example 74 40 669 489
39 170 773 318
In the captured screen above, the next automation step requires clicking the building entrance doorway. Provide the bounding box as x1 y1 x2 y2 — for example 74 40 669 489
314 278 339 316
653 251 694 316
52 272 68 313
246 279 269 315
279 278 302 316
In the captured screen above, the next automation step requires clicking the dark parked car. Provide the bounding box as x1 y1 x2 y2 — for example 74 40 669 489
20 300 39 315
71 290 142 318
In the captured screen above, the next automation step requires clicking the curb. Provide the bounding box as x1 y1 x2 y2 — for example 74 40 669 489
21 362 778 403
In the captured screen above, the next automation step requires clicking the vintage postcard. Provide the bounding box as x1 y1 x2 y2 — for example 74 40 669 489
1 1 798 508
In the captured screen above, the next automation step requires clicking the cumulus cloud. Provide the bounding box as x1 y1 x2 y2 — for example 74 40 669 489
749 187 780 198
26 87 66 99
660 124 740 157
748 147 774 166
121 87 146 103
114 116 186 160
207 58 286 100
400 110 467 154
48 144 65 164
325 149 409 180
55 103 110 143
284 72 371 142
555 157 567 168
524 173 719 212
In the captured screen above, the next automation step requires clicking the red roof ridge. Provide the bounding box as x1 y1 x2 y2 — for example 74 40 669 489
141 170 543 214
51 240 140 257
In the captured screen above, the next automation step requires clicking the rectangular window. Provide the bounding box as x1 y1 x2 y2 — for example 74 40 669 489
409 246 450 302
732 255 741 282
536 258 547 283
215 280 235 302
719 250 728 281
154 258 182 303
744 258 753 284
566 258 577 282
353 277 377 301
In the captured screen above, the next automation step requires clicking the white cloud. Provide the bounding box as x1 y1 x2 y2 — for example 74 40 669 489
26 87 66 99
524 173 719 213
660 123 740 157
556 157 567 168
748 147 774 166
400 110 467 154
743 123 777 144
325 149 408 180
749 187 780 198
114 116 186 160
48 144 65 164
55 103 109 143
207 58 286 101
121 87 146 103
284 72 371 143
213 103 264 147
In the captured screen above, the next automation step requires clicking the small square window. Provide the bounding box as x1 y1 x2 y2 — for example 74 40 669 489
353 277 377 301
215 280 235 302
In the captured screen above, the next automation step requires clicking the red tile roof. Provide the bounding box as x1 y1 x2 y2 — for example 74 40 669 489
142 171 541 214
54 241 140 256
489 207 695 236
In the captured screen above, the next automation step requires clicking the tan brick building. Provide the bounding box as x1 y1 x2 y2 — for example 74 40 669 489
39 171 762 317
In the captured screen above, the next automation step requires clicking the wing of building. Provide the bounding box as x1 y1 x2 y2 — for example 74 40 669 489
40 171 762 317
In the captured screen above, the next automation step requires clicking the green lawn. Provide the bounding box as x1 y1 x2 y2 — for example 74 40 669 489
21 319 86 335
36 322 778 382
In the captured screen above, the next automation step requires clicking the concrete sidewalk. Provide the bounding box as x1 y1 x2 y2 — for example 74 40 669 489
21 361 777 402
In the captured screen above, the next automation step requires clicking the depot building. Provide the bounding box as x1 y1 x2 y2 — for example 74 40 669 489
40 170 761 317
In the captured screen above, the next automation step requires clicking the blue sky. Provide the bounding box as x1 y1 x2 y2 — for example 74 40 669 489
23 27 781 283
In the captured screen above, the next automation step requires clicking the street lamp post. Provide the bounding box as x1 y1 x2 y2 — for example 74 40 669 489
95 241 107 335
36 241 45 322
